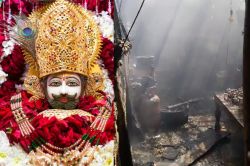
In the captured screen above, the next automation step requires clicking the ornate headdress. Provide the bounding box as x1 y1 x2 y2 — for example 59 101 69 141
25 0 102 78
7 0 104 99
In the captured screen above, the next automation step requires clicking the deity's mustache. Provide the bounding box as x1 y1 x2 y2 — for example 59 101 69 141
48 93 79 110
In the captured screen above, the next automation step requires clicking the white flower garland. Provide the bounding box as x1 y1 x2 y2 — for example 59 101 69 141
0 131 29 166
0 130 114 166
0 39 14 86
102 67 114 101
94 11 114 42
80 140 114 166
1 39 15 59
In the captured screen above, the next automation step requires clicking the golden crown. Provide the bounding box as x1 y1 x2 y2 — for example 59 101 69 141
15 0 105 100
26 0 102 78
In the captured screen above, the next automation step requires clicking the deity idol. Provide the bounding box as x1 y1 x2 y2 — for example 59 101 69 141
0 0 117 165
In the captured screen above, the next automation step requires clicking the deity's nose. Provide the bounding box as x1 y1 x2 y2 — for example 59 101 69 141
60 82 67 95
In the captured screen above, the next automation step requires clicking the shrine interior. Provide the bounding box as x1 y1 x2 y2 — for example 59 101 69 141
116 0 245 165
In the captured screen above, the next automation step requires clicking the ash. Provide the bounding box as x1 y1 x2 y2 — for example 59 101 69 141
130 99 243 166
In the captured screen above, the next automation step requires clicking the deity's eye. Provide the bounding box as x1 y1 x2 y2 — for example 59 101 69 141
66 79 80 87
49 81 62 87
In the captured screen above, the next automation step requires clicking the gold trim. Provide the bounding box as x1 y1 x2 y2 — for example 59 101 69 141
38 109 94 120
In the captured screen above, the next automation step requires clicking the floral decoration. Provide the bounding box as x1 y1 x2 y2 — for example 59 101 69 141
0 0 115 165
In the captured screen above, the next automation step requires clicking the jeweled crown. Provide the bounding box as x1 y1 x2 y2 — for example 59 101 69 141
34 0 102 78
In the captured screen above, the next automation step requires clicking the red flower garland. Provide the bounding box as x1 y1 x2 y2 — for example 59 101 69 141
100 37 114 83
31 115 91 148
0 91 115 151
1 45 25 80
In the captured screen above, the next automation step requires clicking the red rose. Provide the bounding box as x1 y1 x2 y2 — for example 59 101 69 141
9 128 21 143
100 38 114 83
1 45 25 80
21 91 50 113
101 38 114 59
34 99 50 113
19 137 31 152
0 80 16 97
0 107 12 129
31 114 92 147
78 96 97 111
91 108 100 116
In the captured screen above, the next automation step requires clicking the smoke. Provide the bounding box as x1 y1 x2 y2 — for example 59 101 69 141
118 0 245 104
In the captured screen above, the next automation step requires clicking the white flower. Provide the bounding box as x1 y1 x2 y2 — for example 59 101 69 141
79 141 114 165
94 11 114 42
0 131 29 166
0 67 8 85
100 67 114 100
94 60 114 101
1 39 15 60
87 141 115 166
